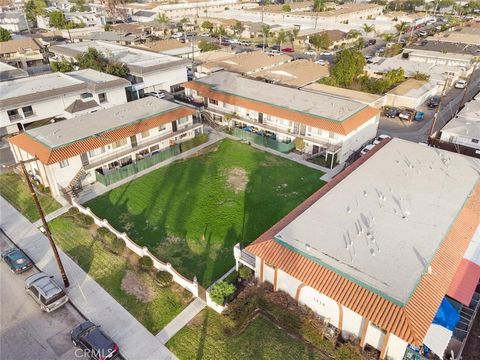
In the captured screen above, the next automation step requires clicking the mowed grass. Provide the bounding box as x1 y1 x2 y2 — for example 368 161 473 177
87 140 325 286
167 310 327 360
0 172 62 222
49 215 191 333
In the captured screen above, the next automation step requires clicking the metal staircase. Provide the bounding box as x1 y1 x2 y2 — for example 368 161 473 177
61 167 86 201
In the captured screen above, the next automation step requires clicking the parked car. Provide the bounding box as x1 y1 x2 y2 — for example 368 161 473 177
199 32 210 37
71 321 120 360
418 30 428 37
238 40 251 46
320 51 333 56
174 94 203 107
255 43 265 48
367 39 376 45
455 80 467 89
373 134 391 145
364 55 373 63
304 49 316 56
25 272 69 312
1 248 33 274
427 95 441 108
145 91 165 99
315 59 326 65
383 107 399 118
266 49 281 56
360 144 375 156
398 108 416 121
270 45 280 51
171 32 183 39
281 47 294 53
414 111 425 121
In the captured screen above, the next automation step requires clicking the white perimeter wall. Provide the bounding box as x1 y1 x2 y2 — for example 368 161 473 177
142 66 187 92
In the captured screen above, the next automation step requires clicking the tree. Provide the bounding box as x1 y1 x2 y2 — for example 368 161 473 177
0 27 12 42
331 49 366 87
385 67 404 85
25 0 47 23
198 40 220 52
214 25 227 45
291 27 300 50
233 20 244 36
313 0 326 12
438 0 455 9
412 71 430 81
356 37 366 49
71 0 88 12
309 33 330 51
275 30 287 51
201 20 214 32
156 271 173 286
50 56 74 72
157 13 169 38
104 23 112 31
294 137 305 151
382 33 396 42
139 256 153 271
105 62 129 78
49 11 66 29
362 24 375 37
209 281 235 305
76 48 108 72
261 24 270 49
394 21 409 43
468 0 480 10
282 4 291 12
347 30 361 39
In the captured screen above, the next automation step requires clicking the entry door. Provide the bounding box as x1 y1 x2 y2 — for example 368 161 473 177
293 122 299 134
80 153 89 166
312 145 319 154
300 124 306 136
172 121 178 132
130 135 138 148
258 113 263 124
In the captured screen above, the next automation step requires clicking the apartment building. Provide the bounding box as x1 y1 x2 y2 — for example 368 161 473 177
403 41 480 68
235 138 480 360
50 40 188 99
0 62 28 82
0 12 29 33
0 38 46 72
0 69 130 135
8 98 202 197
184 71 380 163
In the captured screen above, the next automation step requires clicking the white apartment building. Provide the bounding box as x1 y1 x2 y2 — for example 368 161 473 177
184 71 380 164
8 97 203 197
235 138 480 360
0 69 130 135
0 12 29 32
50 41 188 99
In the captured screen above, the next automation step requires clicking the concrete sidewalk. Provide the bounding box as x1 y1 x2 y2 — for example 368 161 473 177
32 204 72 227
156 298 206 344
0 197 176 360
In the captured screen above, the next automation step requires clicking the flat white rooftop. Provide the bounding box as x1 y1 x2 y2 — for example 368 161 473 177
442 96 480 140
195 71 367 122
66 68 125 84
27 97 182 148
275 138 480 305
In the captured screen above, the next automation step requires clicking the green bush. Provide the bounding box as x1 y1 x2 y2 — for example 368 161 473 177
65 207 94 227
96 227 111 238
139 256 154 271
179 133 209 152
111 237 126 255
156 270 173 287
238 266 253 280
210 280 235 305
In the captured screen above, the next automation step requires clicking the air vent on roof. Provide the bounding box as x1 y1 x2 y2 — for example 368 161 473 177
346 206 351 214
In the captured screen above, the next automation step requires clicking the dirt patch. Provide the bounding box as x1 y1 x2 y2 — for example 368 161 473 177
121 270 155 303
226 167 248 193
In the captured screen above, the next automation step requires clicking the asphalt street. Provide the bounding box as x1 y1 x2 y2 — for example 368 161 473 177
0 230 85 360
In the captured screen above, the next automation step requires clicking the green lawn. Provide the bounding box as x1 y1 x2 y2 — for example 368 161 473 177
49 214 191 333
0 172 62 222
87 140 325 286
167 310 327 360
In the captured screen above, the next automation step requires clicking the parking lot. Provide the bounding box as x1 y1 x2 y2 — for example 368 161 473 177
0 230 85 360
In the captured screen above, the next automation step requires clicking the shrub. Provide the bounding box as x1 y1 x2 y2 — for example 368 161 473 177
96 227 111 238
156 270 173 287
179 133 209 152
209 280 235 305
139 256 154 271
76 212 94 227
111 237 126 255
238 266 253 280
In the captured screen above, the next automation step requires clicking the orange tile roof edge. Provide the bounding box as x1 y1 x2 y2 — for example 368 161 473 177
9 107 196 165
183 81 380 135
246 141 480 345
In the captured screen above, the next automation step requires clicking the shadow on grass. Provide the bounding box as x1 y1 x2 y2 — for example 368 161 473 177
196 310 209 360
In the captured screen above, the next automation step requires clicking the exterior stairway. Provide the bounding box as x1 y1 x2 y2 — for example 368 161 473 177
61 167 86 201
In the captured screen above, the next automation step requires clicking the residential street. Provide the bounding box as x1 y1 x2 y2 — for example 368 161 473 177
377 68 480 143
0 230 85 360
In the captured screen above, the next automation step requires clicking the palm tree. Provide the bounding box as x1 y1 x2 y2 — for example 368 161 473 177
362 24 375 37
291 27 300 50
157 13 169 39
276 30 287 52
215 25 227 46
313 0 326 12
261 24 270 50
382 33 395 42
394 21 409 43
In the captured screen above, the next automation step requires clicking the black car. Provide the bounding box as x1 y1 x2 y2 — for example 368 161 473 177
383 107 399 118
71 321 119 360
427 95 441 108
367 39 376 45
270 44 280 51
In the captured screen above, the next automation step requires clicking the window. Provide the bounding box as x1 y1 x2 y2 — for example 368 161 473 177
158 124 167 131
80 92 93 99
150 145 159 152
98 93 107 104
112 138 127 149
209 98 218 105
22 105 34 117
178 117 189 126
328 131 335 139
141 130 150 138
472 139 479 144
7 109 20 121
88 147 106 158
29 286 39 298
59 159 69 168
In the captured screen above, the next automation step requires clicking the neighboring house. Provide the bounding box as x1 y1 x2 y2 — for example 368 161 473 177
135 39 200 59
0 62 28 82
0 38 46 72
8 97 203 197
185 71 380 163
50 40 189 99
385 79 438 109
440 96 480 155
72 31 143 45
36 10 105 29
252 59 329 88
0 69 130 135
0 11 29 32
235 138 480 360
197 51 292 76
297 29 354 49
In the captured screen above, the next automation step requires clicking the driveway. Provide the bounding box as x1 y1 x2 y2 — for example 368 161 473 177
0 230 85 360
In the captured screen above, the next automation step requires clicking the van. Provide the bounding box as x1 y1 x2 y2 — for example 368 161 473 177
25 272 68 312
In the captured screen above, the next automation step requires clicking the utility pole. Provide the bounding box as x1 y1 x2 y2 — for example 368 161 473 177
458 62 479 112
18 160 70 288
428 74 450 140
191 39 195 80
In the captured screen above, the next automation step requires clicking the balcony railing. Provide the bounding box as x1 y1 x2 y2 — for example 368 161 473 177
8 114 22 122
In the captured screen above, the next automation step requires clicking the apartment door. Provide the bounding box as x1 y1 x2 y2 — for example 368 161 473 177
130 135 138 148
258 112 263 124
172 121 178 132
293 122 299 134
300 124 306 136
80 153 89 166
312 145 319 154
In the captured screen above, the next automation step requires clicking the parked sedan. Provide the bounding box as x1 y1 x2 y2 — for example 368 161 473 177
373 134 391 145
427 95 441 108
455 80 467 89
25 272 69 312
281 47 294 53
1 247 33 274
383 107 399 118
304 49 316 56
398 108 416 121
360 144 375 156
71 321 120 360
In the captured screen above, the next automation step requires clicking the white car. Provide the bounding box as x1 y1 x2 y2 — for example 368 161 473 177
146 91 165 99
304 49 316 56
418 30 428 37
373 134 391 145
171 32 183 39
360 144 375 156
455 80 467 89
267 49 281 56
315 59 326 65
320 51 333 56
199 32 210 37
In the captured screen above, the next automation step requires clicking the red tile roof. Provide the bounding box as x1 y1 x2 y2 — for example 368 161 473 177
9 107 195 165
446 259 480 306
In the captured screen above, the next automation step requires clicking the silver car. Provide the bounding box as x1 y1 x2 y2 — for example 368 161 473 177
25 272 69 312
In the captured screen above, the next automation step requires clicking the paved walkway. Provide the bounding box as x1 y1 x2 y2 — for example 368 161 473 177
156 298 206 344
77 130 227 203
0 197 177 360
32 204 72 227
